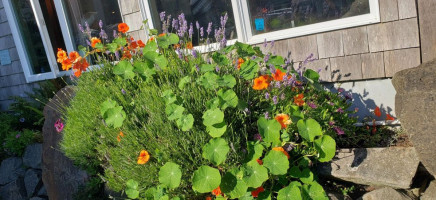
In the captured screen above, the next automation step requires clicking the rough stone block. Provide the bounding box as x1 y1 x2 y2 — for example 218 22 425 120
287 35 318 62
317 31 344 59
342 27 369 55
330 55 362 81
0 178 27 200
123 12 143 32
24 169 41 197
421 180 436 200
0 157 25 185
119 0 140 15
358 187 411 200
361 52 385 79
418 0 436 62
384 48 420 77
23 143 42 169
318 147 420 189
398 0 417 19
392 59 436 176
379 0 399 22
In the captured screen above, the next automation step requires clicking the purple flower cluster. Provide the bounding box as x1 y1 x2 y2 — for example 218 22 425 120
188 23 194 39
333 127 345 135
177 13 188 37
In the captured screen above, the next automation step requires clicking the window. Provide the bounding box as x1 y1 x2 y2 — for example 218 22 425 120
3 0 122 82
142 0 379 45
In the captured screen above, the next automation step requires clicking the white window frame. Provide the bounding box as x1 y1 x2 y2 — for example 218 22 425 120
141 0 379 47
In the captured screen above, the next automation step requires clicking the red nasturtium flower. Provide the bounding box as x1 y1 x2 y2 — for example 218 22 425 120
117 131 125 142
61 58 73 71
386 114 395 121
205 197 212 200
293 94 305 106
237 58 245 69
374 106 381 117
56 48 68 63
69 51 80 62
137 150 150 164
212 186 222 196
72 57 89 77
130 41 138 49
272 147 290 159
256 159 263 165
137 40 145 48
253 75 271 90
90 37 101 48
118 23 129 33
251 187 265 198
274 113 291 129
186 41 193 50
272 69 286 81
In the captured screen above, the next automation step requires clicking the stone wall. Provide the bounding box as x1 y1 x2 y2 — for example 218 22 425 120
0 1 39 110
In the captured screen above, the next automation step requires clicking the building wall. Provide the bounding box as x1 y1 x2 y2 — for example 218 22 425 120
0 1 38 110
119 0 148 42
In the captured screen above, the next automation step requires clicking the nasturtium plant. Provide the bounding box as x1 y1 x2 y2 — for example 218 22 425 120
114 60 135 79
314 135 336 162
125 179 139 199
202 108 224 127
245 142 264 162
100 99 117 116
178 76 191 90
239 60 259 80
243 162 269 188
161 90 177 105
263 150 290 175
221 168 248 199
277 183 302 200
257 118 281 146
192 166 221 193
202 138 230 166
176 114 194 131
134 61 156 80
165 104 185 121
159 162 182 189
297 118 322 142
206 122 227 138
217 89 239 110
100 99 126 128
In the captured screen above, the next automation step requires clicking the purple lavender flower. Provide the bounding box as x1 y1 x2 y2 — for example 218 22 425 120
215 66 220 72
196 21 200 29
308 102 317 109
172 19 179 30
200 27 204 38
78 24 84 33
273 96 278 104
263 39 267 47
195 64 200 72
328 102 334 106
285 59 291 65
192 49 198 58
270 40 275 47
15 134 21 139
176 48 183 59
85 21 90 33
220 13 228 28
333 127 345 135
100 29 108 40
252 55 257 60
265 92 270 100
159 11 166 22
86 40 91 47
269 64 276 74
121 88 126 95
275 81 281 89
177 13 188 37
220 37 227 48
207 22 212 35
337 108 344 113
253 133 262 141
302 53 315 65
19 118 25 123
189 23 194 39
114 50 120 60
113 30 118 38
99 20 103 29
264 54 270 63
264 112 270 119
317 68 322 74
328 121 335 126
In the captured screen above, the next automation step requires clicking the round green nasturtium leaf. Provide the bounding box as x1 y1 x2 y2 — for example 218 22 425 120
258 191 271 200
176 114 194 131
299 168 314 184
308 181 329 200
126 179 139 190
125 188 139 199
263 150 289 175
100 99 117 116
178 76 192 90
202 138 230 166
143 40 157 52
114 60 135 79
104 106 126 128
200 64 215 72
304 69 320 83
257 118 281 146
206 97 221 110
192 166 221 193
239 60 259 80
159 162 182 189
206 122 227 137
217 89 239 109
203 108 224 126
161 90 176 105
297 118 322 142
219 74 237 88
314 135 336 162
243 162 269 188
277 184 302 200
144 187 156 199
198 72 219 89
245 141 264 162
154 55 168 69
133 61 155 79
221 169 248 199
168 33 179 45
165 104 185 121
239 192 255 200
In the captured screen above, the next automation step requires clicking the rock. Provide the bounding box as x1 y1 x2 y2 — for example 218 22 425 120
327 191 344 200
358 187 411 200
392 59 436 176
30 197 46 200
24 169 42 197
0 157 25 185
0 178 27 200
318 147 419 189
42 87 89 200
23 143 42 169
421 180 436 200
37 185 47 196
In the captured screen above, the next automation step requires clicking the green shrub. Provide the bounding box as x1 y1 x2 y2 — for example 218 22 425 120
60 17 359 199
3 129 37 156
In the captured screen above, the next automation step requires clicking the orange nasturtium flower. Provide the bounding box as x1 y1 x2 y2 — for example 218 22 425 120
90 37 101 48
272 147 290 159
274 114 291 129
56 48 68 63
212 186 222 196
69 51 80 62
72 57 89 77
374 106 381 117
186 41 193 50
137 150 150 164
294 93 305 106
251 187 265 198
272 69 286 81
130 41 138 49
386 114 395 121
118 23 129 33
205 197 212 200
158 33 166 37
117 131 125 142
137 40 145 48
237 58 245 69
148 37 155 43
61 58 73 71
252 75 271 90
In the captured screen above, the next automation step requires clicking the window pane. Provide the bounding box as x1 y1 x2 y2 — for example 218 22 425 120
247 0 370 35
149 0 237 46
11 0 51 74
62 0 122 49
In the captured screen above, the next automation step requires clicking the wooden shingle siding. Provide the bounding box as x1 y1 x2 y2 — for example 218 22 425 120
418 0 436 62
398 0 417 19
384 48 421 77
379 0 399 22
317 31 344 59
287 35 318 62
330 55 363 81
119 0 140 15
361 52 385 79
342 26 369 56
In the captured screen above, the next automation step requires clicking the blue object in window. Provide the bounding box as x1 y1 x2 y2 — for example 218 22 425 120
255 18 264 31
